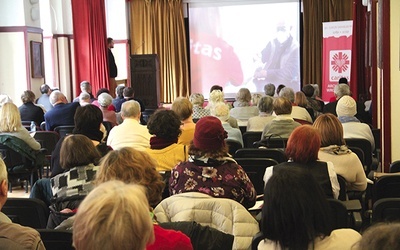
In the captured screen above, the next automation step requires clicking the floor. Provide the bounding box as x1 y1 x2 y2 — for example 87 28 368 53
8 184 31 198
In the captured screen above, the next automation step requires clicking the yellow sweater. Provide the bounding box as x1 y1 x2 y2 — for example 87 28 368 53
145 143 189 171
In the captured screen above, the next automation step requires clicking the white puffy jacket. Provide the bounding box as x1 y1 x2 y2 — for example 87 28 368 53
154 192 259 250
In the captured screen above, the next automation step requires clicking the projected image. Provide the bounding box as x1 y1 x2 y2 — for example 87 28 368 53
189 2 300 98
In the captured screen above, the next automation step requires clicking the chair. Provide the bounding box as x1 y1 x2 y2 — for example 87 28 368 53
242 131 262 148
32 131 60 177
235 158 278 195
337 175 348 201
348 146 365 168
254 137 288 149
239 126 247 135
225 139 243 156
2 198 49 229
234 148 287 163
372 198 400 223
327 198 349 230
54 125 75 137
40 121 46 131
36 229 74 250
373 175 400 203
345 138 373 173
390 160 400 173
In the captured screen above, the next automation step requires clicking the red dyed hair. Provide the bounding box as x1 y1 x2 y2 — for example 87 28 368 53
285 125 321 163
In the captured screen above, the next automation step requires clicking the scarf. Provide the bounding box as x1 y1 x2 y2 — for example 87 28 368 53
150 136 177 149
338 116 360 123
320 145 351 155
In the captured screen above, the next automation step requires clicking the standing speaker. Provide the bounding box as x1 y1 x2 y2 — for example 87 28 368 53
130 54 160 110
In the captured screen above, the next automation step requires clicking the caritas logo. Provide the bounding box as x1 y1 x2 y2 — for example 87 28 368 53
329 50 351 81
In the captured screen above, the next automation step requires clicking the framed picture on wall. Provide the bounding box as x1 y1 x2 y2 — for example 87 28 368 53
30 41 44 78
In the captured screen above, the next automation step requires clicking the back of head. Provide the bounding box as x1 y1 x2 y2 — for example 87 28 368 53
0 102 21 132
95 147 165 206
357 223 400 250
338 77 348 85
236 88 251 103
258 96 274 114
209 90 224 103
264 83 276 97
171 97 193 121
49 91 64 105
311 84 320 98
336 95 356 117
97 93 113 107
121 100 140 118
21 90 35 104
302 85 315 98
294 91 307 108
189 93 205 106
273 97 292 115
60 134 101 170
262 166 331 249
80 81 91 92
123 87 135 98
73 105 103 141
147 109 181 140
285 125 321 163
313 113 345 147
252 94 262 106
73 180 154 250
210 85 223 93
278 87 295 103
276 84 286 96
210 102 230 122
79 92 90 103
40 84 51 94
333 84 350 99
116 85 125 98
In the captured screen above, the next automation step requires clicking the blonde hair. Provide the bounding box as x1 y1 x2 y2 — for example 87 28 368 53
171 97 193 120
236 88 252 103
313 113 345 147
251 94 262 106
210 102 230 122
95 147 165 207
294 91 308 108
0 102 22 132
73 181 154 250
209 90 224 103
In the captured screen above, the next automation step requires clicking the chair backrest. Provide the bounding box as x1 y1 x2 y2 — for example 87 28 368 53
40 121 46 131
3 198 50 229
32 131 60 156
372 198 400 223
0 144 28 170
234 148 287 163
337 175 348 201
390 160 400 173
225 139 243 156
345 138 372 173
235 158 278 195
36 229 74 250
374 175 400 203
348 146 365 169
327 198 349 230
242 131 262 148
54 125 75 138
251 231 265 250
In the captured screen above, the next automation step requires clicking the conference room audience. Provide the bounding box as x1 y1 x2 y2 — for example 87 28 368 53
107 100 151 150
263 125 340 199
0 158 46 250
211 103 244 147
189 93 210 120
247 96 275 132
313 114 367 191
0 102 41 151
259 166 361 249
145 109 189 171
336 95 375 151
18 90 45 126
261 97 301 139
171 97 196 146
73 181 155 250
44 90 80 131
229 88 259 126
279 87 312 123
169 116 256 208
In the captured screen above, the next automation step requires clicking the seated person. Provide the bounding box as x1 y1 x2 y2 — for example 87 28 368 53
97 93 117 127
205 90 238 128
73 181 155 250
171 97 196 146
314 114 367 191
91 88 116 111
229 88 259 126
263 125 340 199
247 96 275 132
211 103 243 147
145 109 189 172
259 166 361 249
44 91 80 131
279 87 313 123
357 222 400 250
261 97 301 139
189 93 210 120
18 90 44 126
169 116 256 208
0 158 46 250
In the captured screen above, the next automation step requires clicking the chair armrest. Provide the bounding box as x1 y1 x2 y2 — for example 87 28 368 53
342 199 362 211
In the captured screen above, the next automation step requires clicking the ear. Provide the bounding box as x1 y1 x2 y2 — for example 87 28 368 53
0 180 8 196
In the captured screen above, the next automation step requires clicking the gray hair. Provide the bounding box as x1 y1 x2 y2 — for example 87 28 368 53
278 87 295 103
189 93 205 106
79 92 91 102
98 93 113 107
121 100 141 118
49 91 65 105
80 81 91 90
334 84 350 99
264 83 276 97
258 96 274 114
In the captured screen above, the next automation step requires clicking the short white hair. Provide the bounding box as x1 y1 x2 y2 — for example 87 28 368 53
49 91 64 105
334 84 350 99
121 100 140 118
278 87 295 102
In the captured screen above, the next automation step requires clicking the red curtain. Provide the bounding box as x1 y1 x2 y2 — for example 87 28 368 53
71 0 109 97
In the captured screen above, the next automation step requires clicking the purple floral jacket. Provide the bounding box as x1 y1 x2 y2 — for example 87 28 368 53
169 158 256 208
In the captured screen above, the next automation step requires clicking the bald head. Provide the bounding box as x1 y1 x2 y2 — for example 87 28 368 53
50 91 67 106
121 100 141 119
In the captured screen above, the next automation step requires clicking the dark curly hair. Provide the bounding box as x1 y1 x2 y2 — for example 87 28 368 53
147 109 181 140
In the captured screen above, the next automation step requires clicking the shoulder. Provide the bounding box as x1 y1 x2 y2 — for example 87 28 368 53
0 222 44 250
